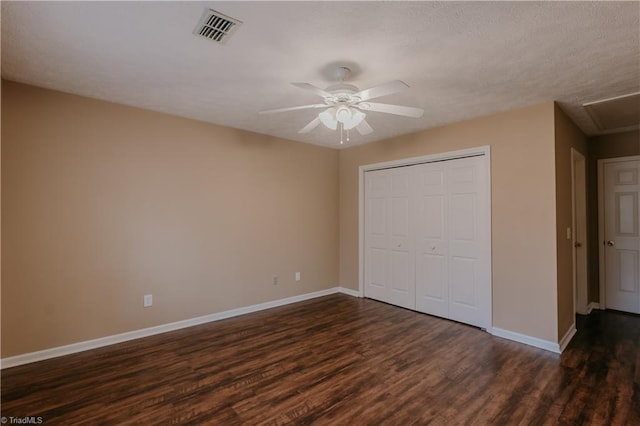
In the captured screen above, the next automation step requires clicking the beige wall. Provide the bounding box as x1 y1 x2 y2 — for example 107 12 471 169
339 103 560 342
586 130 640 302
553 105 587 338
1 81 339 357
3 79 594 357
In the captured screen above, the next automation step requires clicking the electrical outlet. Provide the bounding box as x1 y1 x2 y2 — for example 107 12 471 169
143 294 153 307
295 272 301 281
272 275 278 285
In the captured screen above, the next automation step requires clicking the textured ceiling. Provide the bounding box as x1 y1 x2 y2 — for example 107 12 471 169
2 1 639 148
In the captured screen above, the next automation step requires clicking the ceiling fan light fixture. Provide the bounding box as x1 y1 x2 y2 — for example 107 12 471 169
335 106 352 123
341 108 366 130
319 109 338 130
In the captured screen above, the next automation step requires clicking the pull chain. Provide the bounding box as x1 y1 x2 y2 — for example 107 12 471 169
340 122 344 145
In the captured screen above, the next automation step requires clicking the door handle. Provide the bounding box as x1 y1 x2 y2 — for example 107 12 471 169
574 242 582 248
606 240 615 247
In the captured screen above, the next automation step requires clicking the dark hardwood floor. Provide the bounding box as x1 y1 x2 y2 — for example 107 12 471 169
2 294 639 425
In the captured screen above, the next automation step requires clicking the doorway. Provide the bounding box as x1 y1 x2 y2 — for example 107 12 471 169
598 155 640 314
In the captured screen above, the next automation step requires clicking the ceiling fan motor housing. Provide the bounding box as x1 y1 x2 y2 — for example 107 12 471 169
326 83 359 95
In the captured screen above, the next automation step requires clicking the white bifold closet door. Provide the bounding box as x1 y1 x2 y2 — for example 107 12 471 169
364 155 490 329
364 166 416 309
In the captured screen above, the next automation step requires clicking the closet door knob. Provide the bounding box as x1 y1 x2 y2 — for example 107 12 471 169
606 240 615 247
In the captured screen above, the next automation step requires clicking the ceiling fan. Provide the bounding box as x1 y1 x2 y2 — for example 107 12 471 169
259 67 424 144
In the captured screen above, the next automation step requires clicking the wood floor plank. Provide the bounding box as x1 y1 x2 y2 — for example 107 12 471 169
2 294 639 425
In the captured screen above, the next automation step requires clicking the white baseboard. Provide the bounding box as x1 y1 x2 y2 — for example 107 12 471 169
587 302 601 314
337 286 360 297
559 324 577 352
1 286 358 369
576 306 590 315
577 302 601 315
491 327 562 354
491 323 577 354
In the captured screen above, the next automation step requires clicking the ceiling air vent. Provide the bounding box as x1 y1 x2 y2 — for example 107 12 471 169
193 9 242 44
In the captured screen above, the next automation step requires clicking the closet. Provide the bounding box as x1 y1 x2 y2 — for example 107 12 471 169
363 153 491 329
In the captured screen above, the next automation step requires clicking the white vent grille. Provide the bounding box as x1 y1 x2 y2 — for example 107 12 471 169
194 9 242 44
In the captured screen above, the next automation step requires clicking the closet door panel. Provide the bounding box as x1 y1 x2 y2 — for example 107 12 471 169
364 168 415 309
364 171 390 302
388 169 415 309
415 163 449 317
447 157 489 328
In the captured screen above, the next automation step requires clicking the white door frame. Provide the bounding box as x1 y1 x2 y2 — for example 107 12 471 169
597 154 640 309
358 145 492 329
571 148 588 315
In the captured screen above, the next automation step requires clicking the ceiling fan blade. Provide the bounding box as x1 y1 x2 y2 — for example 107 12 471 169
291 82 333 98
361 102 424 118
298 116 321 134
259 104 326 114
354 80 409 101
356 119 374 135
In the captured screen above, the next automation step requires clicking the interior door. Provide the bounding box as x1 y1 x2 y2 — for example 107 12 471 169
364 167 415 309
603 159 640 313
